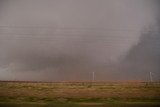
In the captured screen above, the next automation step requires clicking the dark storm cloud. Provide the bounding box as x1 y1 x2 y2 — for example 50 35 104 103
118 3 160 81
0 0 159 81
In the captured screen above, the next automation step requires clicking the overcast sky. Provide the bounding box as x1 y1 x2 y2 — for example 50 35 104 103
0 0 159 81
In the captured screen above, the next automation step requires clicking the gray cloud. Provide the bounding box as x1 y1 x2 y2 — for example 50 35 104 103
0 0 159 81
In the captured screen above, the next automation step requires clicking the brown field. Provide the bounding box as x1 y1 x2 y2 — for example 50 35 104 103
0 81 160 107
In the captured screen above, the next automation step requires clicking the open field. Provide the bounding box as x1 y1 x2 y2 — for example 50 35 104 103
0 81 160 107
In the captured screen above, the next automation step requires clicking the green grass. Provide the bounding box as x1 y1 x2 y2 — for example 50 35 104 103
0 101 160 107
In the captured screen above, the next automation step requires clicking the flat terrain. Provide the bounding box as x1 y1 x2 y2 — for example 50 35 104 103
0 81 160 107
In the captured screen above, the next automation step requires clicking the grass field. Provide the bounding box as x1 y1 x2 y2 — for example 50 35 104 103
0 81 160 107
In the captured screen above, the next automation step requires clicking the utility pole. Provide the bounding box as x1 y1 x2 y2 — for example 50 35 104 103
150 72 153 82
92 72 95 82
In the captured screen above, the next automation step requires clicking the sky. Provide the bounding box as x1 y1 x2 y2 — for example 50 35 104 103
0 0 159 81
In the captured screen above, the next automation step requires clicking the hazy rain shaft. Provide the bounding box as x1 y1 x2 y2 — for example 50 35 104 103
0 0 159 81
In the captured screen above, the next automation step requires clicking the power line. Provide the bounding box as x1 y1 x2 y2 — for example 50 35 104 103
0 25 144 30
0 26 156 33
